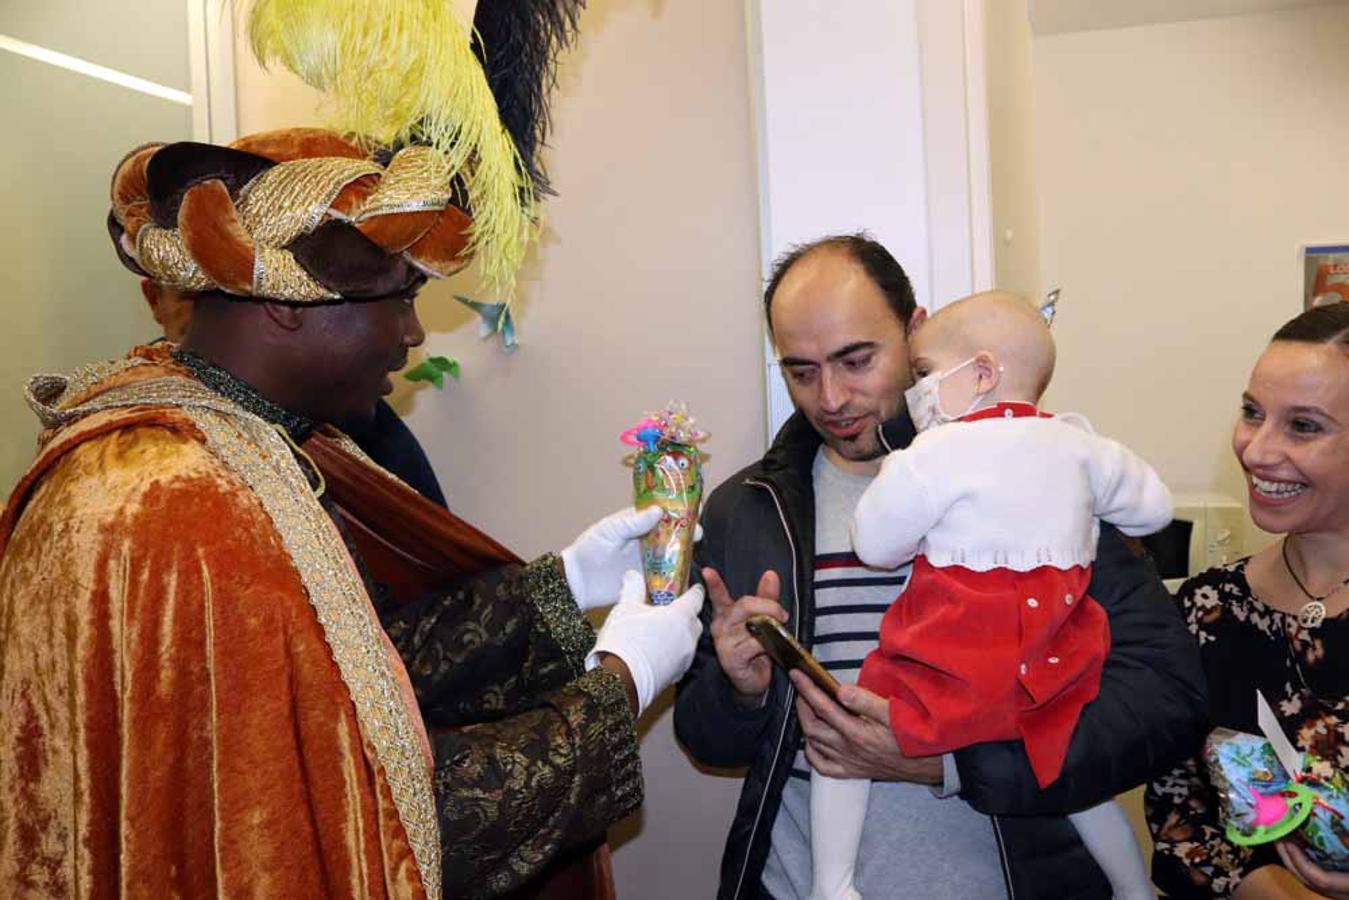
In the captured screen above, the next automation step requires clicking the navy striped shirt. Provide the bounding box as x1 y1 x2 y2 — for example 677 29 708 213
759 448 1005 900
788 550 906 781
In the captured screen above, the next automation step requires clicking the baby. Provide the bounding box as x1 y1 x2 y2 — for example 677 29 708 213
809 292 1172 900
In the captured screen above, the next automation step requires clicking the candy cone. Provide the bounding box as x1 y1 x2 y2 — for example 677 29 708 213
633 443 702 604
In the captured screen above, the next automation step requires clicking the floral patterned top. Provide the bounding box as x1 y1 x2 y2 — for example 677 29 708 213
1145 558 1349 898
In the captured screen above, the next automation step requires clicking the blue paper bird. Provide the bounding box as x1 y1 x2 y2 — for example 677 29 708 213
454 295 517 353
1039 288 1060 327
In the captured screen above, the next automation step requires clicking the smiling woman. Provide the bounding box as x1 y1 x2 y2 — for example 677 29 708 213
1236 309 1349 542
1145 301 1349 900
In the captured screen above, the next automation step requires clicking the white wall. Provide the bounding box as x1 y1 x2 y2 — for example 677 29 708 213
1032 3 1349 532
1029 0 1341 35
985 0 1042 301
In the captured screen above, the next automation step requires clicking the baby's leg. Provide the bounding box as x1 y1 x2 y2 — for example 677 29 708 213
809 772 871 900
1068 800 1154 899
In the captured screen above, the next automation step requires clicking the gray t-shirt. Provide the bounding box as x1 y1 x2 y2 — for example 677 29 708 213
758 449 1006 899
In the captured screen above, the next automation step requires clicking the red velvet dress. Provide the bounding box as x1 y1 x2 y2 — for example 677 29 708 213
857 406 1111 789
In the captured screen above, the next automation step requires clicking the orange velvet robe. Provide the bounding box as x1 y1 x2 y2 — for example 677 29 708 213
0 348 640 898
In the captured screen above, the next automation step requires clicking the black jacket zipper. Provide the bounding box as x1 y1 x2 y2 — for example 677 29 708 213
730 477 803 900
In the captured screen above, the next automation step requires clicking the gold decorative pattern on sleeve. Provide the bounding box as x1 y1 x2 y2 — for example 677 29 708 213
431 665 643 897
574 666 644 817
524 554 595 673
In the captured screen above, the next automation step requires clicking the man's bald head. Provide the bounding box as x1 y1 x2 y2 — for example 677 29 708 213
917 291 1055 400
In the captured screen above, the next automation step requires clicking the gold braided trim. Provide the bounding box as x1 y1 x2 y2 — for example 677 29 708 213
237 156 383 247
253 244 339 302
25 357 153 430
38 373 442 898
322 427 378 466
126 152 466 301
320 427 428 498
136 226 216 292
355 145 453 221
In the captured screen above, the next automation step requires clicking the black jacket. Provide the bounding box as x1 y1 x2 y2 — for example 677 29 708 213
673 412 1208 900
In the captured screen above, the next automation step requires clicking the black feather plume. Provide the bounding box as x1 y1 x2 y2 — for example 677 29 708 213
472 0 585 199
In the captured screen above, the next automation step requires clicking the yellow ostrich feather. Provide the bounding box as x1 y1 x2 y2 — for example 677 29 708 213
246 0 534 294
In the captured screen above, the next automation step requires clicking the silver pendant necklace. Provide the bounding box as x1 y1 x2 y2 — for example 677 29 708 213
1281 537 1349 629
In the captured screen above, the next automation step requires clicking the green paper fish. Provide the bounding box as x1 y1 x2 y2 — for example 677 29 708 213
403 355 461 389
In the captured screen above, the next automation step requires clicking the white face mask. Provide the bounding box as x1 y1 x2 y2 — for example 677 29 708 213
903 356 988 433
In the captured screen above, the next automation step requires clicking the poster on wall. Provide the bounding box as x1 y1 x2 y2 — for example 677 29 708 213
1302 244 1349 309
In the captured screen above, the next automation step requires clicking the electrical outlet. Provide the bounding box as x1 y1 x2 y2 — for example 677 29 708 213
1169 493 1250 577
1203 500 1250 569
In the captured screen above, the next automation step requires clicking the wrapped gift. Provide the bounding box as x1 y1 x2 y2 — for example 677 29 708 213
1205 727 1349 871
621 403 707 605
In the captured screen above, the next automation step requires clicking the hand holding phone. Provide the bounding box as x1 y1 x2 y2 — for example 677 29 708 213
745 614 842 701
704 567 786 701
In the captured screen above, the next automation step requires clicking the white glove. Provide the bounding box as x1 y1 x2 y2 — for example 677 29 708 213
561 506 662 611
589 570 705 717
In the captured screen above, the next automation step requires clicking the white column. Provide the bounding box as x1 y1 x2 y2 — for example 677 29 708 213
747 0 992 439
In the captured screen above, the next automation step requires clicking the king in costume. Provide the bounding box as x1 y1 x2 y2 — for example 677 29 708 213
0 1 661 896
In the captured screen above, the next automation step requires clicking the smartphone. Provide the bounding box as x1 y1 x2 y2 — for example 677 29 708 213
745 614 843 700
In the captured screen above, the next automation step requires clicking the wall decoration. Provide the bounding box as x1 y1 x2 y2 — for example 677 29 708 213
1302 244 1349 308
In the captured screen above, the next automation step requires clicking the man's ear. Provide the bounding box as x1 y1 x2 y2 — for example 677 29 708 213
261 301 306 332
974 350 1002 393
906 306 928 337
140 278 162 318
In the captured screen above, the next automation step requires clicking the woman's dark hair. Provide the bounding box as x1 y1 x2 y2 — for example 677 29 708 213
763 232 916 334
1272 300 1349 349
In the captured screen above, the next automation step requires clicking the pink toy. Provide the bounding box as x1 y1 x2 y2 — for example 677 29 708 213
1250 787 1291 827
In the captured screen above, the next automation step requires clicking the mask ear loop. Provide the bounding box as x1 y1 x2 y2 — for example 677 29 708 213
963 361 1007 417
877 422 895 453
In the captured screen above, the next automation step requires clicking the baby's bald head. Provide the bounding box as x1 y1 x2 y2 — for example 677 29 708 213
914 291 1055 401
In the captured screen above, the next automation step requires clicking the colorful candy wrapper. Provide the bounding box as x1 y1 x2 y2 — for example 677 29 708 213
621 403 707 605
1204 727 1349 871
